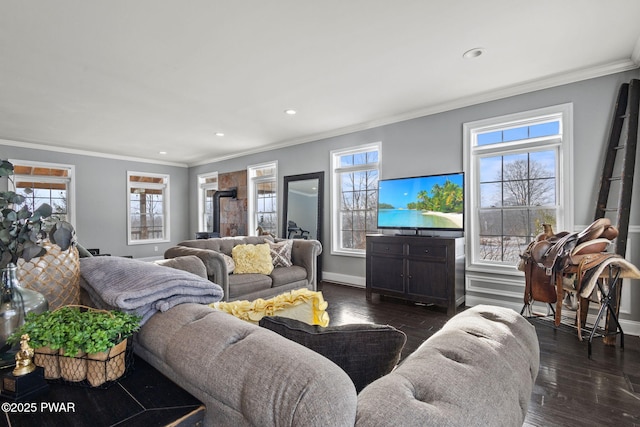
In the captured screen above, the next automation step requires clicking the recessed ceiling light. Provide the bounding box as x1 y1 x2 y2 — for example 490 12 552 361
215 132 225 137
462 48 485 59
284 109 297 115
159 151 167 155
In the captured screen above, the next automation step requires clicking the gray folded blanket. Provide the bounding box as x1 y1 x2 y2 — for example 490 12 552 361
80 256 224 324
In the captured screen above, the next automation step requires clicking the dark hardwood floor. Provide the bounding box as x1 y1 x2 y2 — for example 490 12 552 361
319 281 640 427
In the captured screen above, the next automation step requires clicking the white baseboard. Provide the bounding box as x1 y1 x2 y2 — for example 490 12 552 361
322 272 365 288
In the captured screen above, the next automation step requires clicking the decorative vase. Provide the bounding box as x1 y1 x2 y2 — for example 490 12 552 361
17 242 80 311
0 263 48 359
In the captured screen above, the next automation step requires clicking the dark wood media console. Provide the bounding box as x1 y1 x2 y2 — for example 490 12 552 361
365 234 465 316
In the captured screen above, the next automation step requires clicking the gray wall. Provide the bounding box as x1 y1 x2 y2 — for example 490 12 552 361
1 68 639 330
0 145 190 258
192 69 640 330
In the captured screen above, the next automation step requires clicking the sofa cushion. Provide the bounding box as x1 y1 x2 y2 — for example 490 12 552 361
220 253 235 273
259 316 406 392
135 304 357 426
232 243 274 275
228 274 272 299
268 240 293 267
269 265 308 287
154 255 208 278
355 305 540 426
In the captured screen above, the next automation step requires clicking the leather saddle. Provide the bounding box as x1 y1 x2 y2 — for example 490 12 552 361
520 218 617 306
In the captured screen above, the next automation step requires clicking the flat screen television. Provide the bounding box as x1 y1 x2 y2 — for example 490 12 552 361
376 172 464 233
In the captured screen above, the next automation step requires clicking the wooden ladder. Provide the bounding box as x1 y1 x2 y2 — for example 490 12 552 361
593 78 639 344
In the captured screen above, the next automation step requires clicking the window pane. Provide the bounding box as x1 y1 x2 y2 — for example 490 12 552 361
479 157 502 182
480 182 502 208
478 209 502 235
341 230 354 249
529 121 559 138
128 173 168 242
251 167 277 236
529 178 555 205
503 236 528 263
130 187 165 241
503 180 528 206
333 145 380 252
478 235 502 261
529 208 557 237
503 208 531 236
530 150 556 178
503 126 529 142
340 173 355 193
477 131 503 146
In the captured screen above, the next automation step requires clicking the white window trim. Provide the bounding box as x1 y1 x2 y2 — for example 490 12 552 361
463 103 574 275
8 159 76 229
330 142 381 258
247 161 278 237
127 171 170 245
197 171 218 232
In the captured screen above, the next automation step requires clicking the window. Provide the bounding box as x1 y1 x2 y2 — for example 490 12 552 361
127 172 170 244
9 160 75 228
247 162 277 236
197 172 218 232
463 104 573 271
330 143 381 256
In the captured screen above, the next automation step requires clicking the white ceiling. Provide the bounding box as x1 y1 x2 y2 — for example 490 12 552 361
1 1 639 167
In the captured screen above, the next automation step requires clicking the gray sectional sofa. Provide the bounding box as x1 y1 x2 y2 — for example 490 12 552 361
134 302 539 427
79 254 540 426
164 236 321 301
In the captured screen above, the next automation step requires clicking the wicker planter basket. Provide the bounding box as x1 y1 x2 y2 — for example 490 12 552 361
86 338 129 387
59 350 87 382
34 346 60 380
33 339 131 387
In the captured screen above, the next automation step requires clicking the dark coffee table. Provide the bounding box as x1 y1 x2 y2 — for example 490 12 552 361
0 355 204 427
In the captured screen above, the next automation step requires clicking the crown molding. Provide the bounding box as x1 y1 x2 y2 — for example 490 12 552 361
192 58 640 167
3 58 639 169
0 138 188 168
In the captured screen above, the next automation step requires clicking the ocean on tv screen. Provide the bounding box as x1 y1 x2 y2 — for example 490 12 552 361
378 209 462 229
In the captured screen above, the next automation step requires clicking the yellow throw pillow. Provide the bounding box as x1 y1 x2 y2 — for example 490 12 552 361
232 243 274 275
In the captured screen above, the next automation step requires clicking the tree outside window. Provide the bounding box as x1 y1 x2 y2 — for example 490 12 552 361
331 143 380 254
127 172 169 244
464 104 573 270
478 150 557 263
248 162 277 236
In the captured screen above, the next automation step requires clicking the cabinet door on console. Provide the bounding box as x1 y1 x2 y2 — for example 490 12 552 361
369 255 404 293
406 259 448 302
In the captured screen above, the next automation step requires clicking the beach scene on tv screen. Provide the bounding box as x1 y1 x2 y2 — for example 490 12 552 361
378 174 463 229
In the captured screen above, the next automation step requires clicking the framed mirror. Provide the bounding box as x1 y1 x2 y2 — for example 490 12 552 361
283 172 324 282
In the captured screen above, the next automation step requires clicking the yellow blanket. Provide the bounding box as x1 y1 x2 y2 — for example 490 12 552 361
210 288 330 326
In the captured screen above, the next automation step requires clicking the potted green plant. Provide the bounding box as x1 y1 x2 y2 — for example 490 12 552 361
8 306 141 385
84 309 141 386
